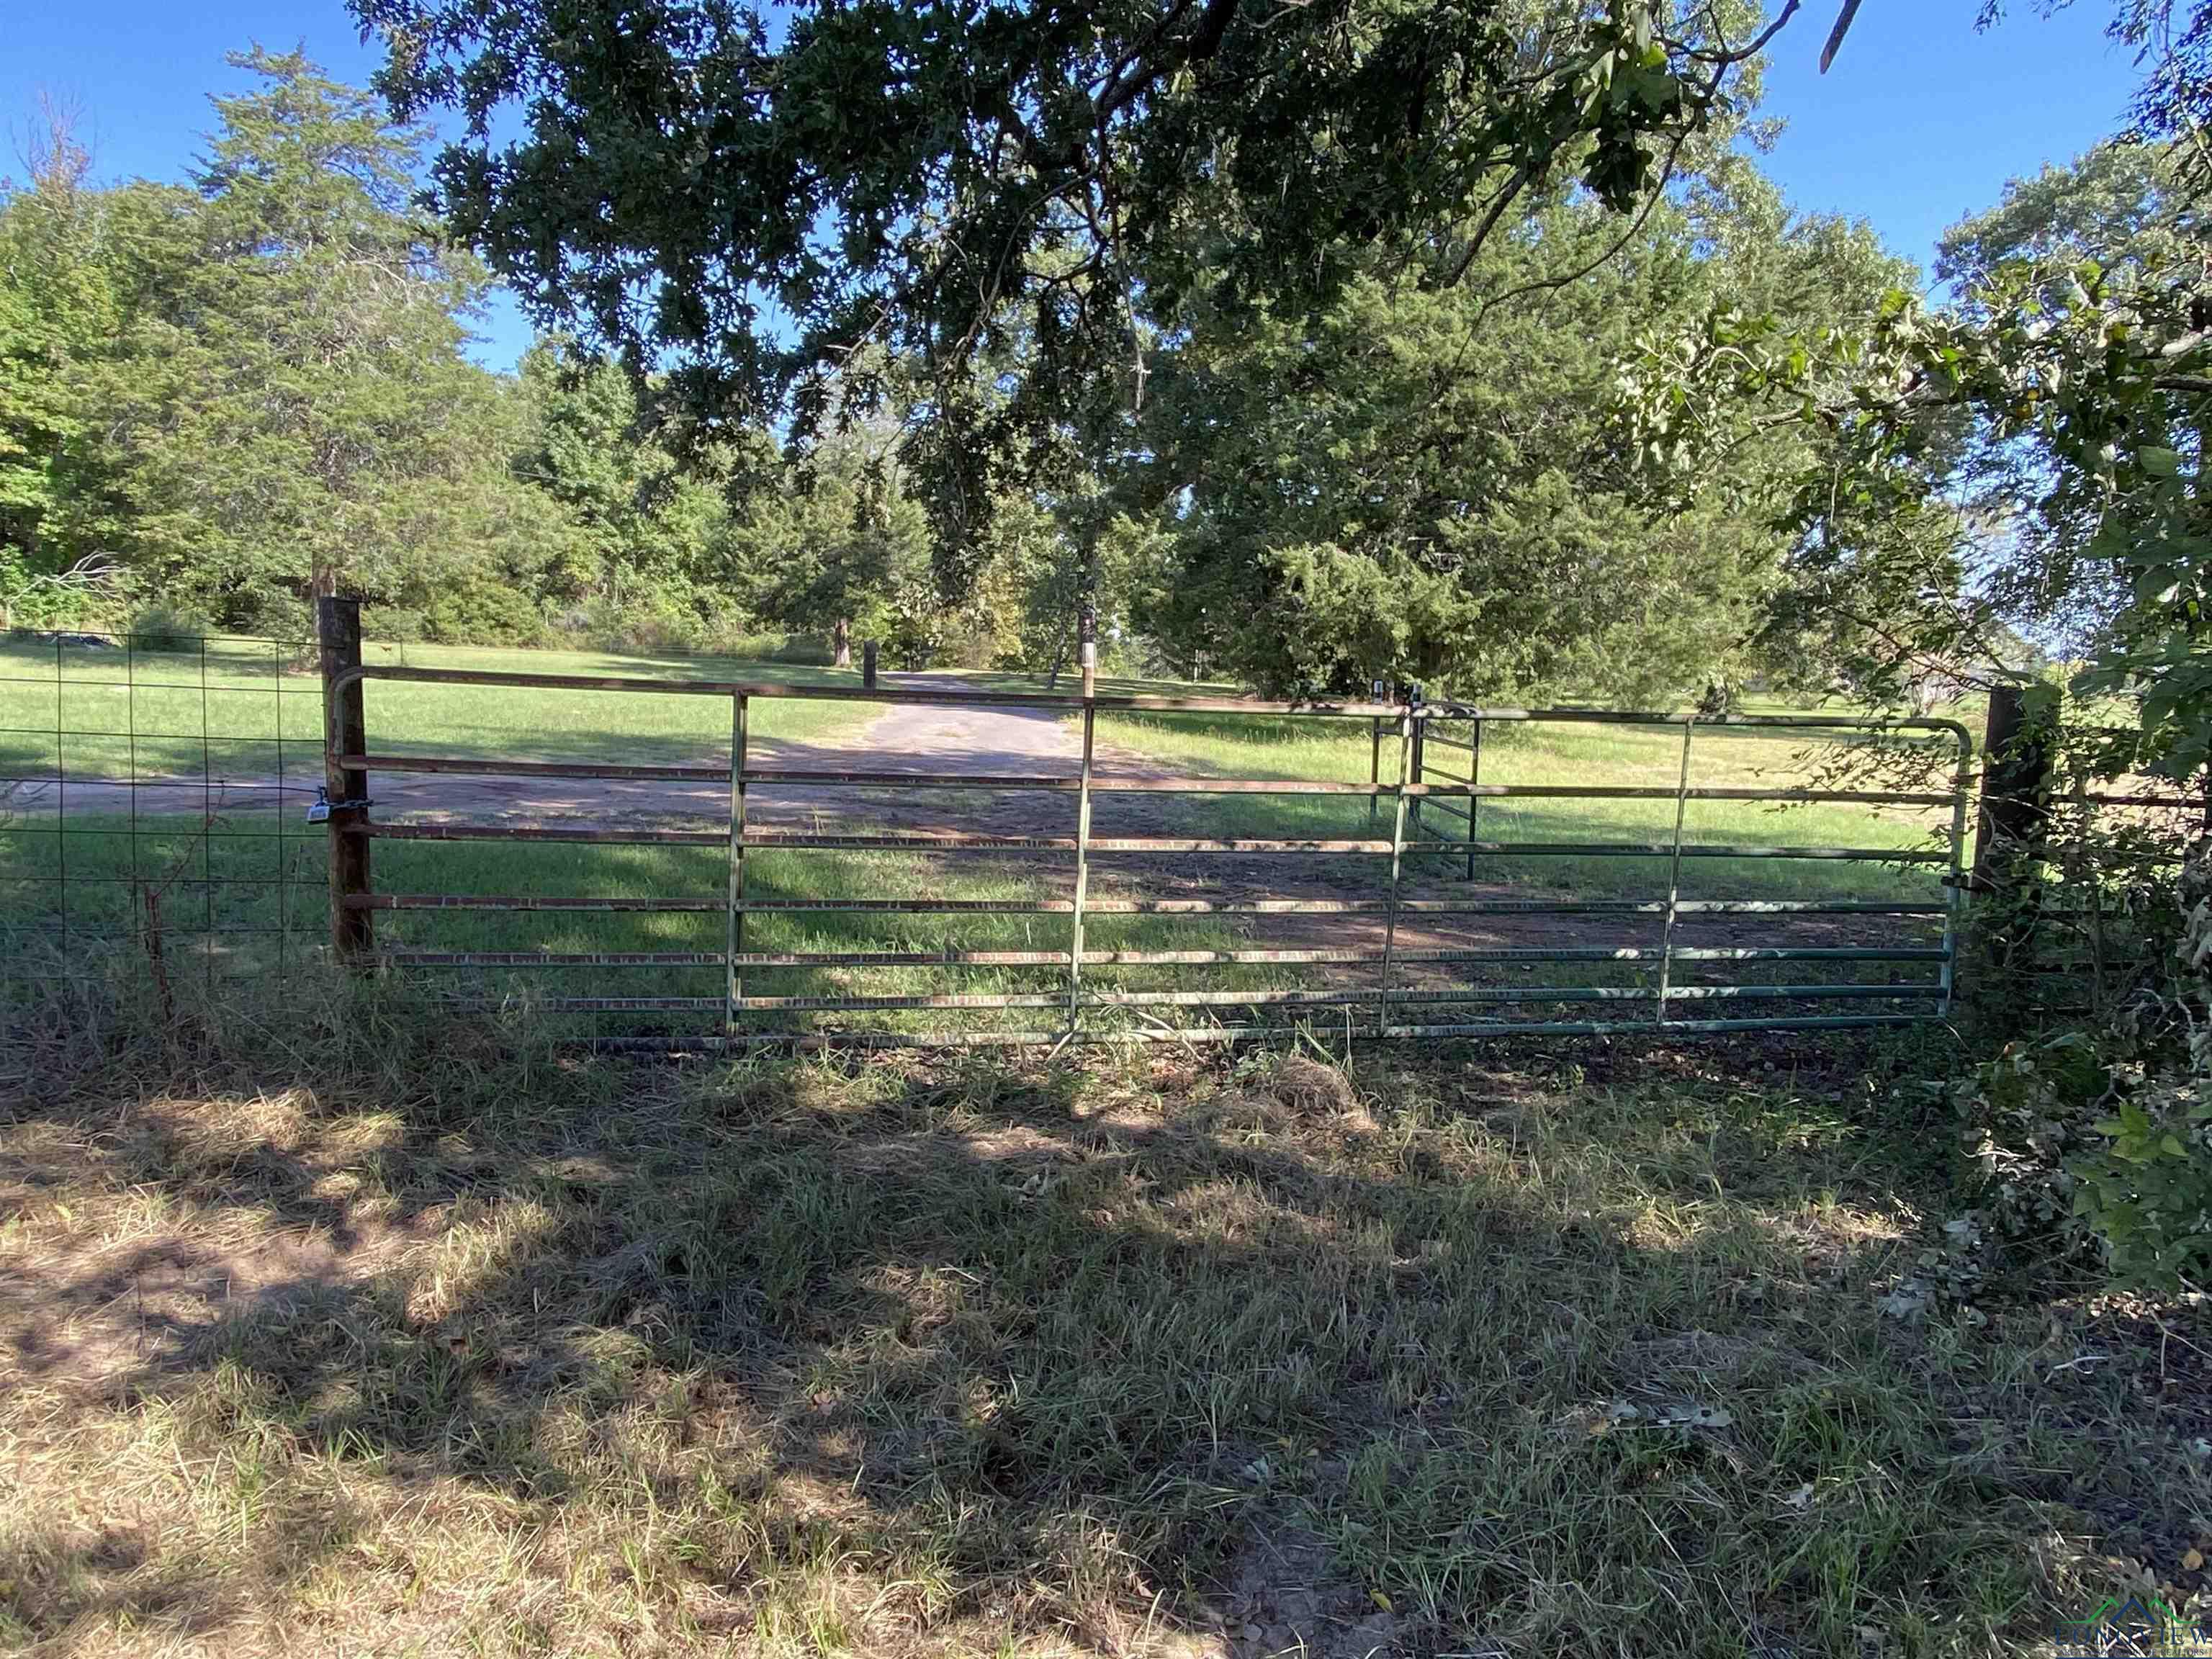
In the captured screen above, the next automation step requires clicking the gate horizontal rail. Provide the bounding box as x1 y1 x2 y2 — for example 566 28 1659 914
317 626 1974 1049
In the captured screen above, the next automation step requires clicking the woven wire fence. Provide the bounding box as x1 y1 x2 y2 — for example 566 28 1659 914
0 629 329 1005
1979 716 2209 1020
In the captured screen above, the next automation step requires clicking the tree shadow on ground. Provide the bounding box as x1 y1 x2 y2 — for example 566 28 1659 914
1 1029 2206 1656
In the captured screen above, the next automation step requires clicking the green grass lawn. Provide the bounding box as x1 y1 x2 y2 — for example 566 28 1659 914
1079 703 1966 906
1 1002 2204 1657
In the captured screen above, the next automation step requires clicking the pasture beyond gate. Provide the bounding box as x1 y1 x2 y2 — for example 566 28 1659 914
0 601 2046 1048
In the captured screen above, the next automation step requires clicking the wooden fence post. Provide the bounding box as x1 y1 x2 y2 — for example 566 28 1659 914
1972 681 2051 989
862 639 878 690
318 595 372 964
1974 682 2048 892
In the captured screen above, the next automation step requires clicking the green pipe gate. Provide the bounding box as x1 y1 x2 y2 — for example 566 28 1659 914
317 601 1976 1050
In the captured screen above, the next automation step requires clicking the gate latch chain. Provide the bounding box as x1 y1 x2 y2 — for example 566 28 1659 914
305 786 374 824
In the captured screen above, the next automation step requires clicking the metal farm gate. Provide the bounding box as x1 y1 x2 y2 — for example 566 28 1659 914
313 601 1975 1051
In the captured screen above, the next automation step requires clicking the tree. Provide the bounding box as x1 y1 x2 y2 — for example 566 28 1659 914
351 0 1844 550
513 340 736 618
727 426 933 667
1133 163 1923 699
101 49 570 635
1623 135 2212 775
0 114 197 621
1935 143 2203 657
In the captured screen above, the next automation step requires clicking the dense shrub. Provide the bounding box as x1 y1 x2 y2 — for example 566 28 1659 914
127 601 212 653
418 580 554 647
1948 844 2212 1288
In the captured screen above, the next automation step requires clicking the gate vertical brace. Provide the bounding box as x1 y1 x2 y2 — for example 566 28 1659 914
1937 724 1973 1018
1465 717 1483 884
726 693 750 1041
318 595 372 965
1368 680 1384 830
53 634 65 958
1408 701 1426 850
1655 719 1696 1026
1068 642 1097 1042
1377 704 1413 1037
269 639 284 975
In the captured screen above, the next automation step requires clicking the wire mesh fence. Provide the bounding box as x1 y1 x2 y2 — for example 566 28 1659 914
0 628 330 1004
1974 708 2210 1021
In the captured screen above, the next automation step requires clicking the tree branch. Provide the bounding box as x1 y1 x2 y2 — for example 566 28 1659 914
1095 0 1243 122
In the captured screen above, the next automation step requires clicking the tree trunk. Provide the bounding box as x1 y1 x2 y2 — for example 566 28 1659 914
1043 613 1072 690
832 617 853 670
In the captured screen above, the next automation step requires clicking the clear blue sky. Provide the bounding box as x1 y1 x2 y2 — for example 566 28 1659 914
6 1 2146 374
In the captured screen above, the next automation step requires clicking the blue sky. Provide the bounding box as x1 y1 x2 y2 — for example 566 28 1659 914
6 1 2146 374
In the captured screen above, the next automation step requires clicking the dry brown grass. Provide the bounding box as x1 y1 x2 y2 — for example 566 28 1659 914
1 997 2208 1657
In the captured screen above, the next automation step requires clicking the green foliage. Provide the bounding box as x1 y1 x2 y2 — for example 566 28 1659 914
118 50 575 626
0 55 1098 664
2080 1091 2212 1283
354 0 1784 529
1939 838 2212 1291
513 340 730 614
127 601 213 655
1140 166 1919 698
1623 138 2212 777
2064 843 2212 1285
1943 1031 2106 1260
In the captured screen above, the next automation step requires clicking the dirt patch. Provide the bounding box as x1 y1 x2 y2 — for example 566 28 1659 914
1217 1518 1403 1658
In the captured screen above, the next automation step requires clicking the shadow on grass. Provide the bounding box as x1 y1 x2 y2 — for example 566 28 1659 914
4 1002 2206 1655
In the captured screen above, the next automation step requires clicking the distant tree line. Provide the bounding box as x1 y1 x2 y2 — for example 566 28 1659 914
0 41 2098 709
0 52 1092 669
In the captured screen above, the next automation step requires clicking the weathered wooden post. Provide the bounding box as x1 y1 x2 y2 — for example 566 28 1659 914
862 639 878 690
1079 603 1097 698
1974 683 2048 891
318 595 372 964
1972 680 2051 987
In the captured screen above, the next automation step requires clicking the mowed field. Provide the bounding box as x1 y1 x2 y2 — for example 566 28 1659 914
0 636 1969 1043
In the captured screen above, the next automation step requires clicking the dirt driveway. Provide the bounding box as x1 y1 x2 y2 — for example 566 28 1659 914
5 673 1133 830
